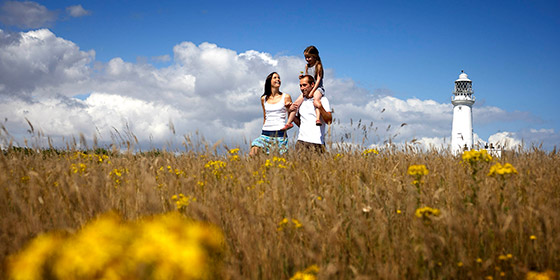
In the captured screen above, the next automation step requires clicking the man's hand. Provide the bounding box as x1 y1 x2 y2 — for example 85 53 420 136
289 103 299 112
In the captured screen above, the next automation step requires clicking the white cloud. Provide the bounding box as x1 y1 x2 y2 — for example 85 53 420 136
0 1 57 28
151 55 171 63
66 5 90 18
0 29 557 151
530 128 554 134
487 132 523 149
0 29 94 99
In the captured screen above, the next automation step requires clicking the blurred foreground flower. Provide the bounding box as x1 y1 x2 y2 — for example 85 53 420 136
488 162 518 177
408 164 429 176
526 270 557 280
362 148 379 156
462 149 493 164
290 265 319 280
8 212 225 280
415 206 441 219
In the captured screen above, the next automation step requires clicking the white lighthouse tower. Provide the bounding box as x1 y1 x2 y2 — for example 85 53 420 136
451 71 475 154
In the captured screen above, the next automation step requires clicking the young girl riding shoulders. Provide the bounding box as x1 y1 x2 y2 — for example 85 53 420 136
282 45 325 130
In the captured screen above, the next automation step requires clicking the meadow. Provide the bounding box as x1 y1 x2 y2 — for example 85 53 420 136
0 142 559 279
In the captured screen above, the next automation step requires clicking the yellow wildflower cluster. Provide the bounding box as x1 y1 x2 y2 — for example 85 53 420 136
204 160 227 179
264 156 288 169
333 153 343 161
71 151 110 164
109 168 128 186
171 194 196 210
408 164 429 176
498 254 513 261
362 148 379 156
165 165 186 177
290 265 319 280
462 149 493 164
249 157 290 190
526 270 557 280
8 212 225 280
277 218 303 231
488 163 518 176
228 148 240 161
415 206 441 219
70 163 87 174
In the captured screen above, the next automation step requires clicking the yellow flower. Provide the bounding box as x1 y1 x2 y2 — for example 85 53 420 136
228 148 240 161
172 193 197 210
290 265 319 280
476 258 483 263
277 218 303 231
70 163 87 174
457 261 463 267
415 206 441 219
8 212 225 280
333 153 343 161
462 149 493 164
488 162 518 176
7 232 65 280
291 219 303 228
408 164 429 176
362 148 379 156
526 270 557 280
263 157 289 169
204 160 227 178
530 235 537 240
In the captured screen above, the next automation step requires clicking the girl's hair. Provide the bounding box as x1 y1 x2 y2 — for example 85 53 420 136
262 72 278 100
304 45 321 62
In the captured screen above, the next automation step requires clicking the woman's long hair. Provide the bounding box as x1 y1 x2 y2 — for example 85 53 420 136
262 72 278 101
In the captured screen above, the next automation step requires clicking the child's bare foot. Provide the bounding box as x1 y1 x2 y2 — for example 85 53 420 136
316 120 322 126
281 123 294 130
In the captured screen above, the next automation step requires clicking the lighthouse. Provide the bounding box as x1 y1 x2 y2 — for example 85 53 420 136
451 71 475 154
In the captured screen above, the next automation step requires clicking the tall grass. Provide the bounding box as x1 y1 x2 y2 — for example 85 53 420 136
1 143 559 279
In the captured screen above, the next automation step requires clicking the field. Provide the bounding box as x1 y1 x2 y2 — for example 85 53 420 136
1 144 559 279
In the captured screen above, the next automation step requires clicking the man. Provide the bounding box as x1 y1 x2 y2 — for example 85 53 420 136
293 75 333 153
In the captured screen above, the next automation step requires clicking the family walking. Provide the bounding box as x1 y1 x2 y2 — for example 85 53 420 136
250 46 333 156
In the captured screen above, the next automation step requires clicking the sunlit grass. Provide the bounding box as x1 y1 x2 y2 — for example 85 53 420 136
1 144 559 279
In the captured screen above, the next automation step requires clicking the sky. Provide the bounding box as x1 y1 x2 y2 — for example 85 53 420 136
0 0 559 152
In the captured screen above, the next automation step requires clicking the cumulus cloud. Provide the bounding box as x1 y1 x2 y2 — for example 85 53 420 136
0 29 555 151
0 29 94 99
487 132 523 149
0 1 57 28
66 5 90 18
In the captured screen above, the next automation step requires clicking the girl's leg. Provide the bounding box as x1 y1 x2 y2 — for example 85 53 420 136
313 90 323 126
281 93 304 130
282 110 296 130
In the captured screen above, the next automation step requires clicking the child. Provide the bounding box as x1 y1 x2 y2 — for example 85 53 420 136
282 45 324 130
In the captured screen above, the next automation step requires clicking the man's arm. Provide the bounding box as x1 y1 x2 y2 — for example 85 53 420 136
317 105 332 124
294 113 301 127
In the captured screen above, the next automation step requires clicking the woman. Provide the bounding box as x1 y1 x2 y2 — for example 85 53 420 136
250 72 293 156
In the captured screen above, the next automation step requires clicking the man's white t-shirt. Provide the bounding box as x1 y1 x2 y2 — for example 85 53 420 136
296 96 331 144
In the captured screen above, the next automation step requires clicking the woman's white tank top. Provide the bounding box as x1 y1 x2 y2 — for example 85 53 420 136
262 93 287 131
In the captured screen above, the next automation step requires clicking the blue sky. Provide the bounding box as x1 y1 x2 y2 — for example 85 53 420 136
1 0 559 150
